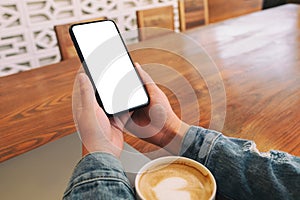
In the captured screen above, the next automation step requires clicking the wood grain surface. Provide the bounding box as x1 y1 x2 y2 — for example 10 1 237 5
136 5 175 41
0 58 80 162
186 4 300 155
0 4 299 163
126 4 300 156
178 0 208 31
207 0 263 23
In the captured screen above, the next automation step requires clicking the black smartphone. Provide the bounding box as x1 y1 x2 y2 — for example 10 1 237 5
69 20 149 116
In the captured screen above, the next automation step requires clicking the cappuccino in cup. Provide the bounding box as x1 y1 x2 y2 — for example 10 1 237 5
135 156 216 200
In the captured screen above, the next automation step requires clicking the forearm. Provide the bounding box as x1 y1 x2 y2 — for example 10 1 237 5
63 152 135 200
180 126 300 200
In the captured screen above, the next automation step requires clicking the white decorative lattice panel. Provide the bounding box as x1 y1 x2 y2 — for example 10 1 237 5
0 0 178 76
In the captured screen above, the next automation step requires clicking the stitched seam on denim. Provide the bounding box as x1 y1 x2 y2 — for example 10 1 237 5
204 133 222 166
63 176 134 197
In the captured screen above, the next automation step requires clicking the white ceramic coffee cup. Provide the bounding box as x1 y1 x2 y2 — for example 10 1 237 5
135 156 216 200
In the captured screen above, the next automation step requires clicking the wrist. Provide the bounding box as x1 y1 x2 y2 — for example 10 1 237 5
159 116 190 155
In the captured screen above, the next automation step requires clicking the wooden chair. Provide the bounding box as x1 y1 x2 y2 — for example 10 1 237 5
207 0 263 23
54 17 106 60
178 0 209 31
136 6 175 41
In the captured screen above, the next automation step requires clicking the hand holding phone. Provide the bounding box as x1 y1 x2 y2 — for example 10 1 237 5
69 20 149 116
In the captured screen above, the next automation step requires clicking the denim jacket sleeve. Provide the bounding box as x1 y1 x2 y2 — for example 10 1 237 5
180 126 300 200
63 152 135 200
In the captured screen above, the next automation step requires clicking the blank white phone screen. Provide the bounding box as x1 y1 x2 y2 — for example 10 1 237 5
72 20 148 115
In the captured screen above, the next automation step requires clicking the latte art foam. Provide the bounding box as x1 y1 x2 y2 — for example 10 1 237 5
152 177 200 200
138 163 214 200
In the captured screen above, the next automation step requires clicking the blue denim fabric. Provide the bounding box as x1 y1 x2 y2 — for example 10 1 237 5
64 126 300 199
63 152 135 200
180 126 300 200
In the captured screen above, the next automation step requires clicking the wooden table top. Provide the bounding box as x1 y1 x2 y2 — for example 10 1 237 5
1 4 299 163
0 58 80 162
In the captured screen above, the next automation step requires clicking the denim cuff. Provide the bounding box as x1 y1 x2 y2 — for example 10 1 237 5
179 126 221 165
64 152 131 196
